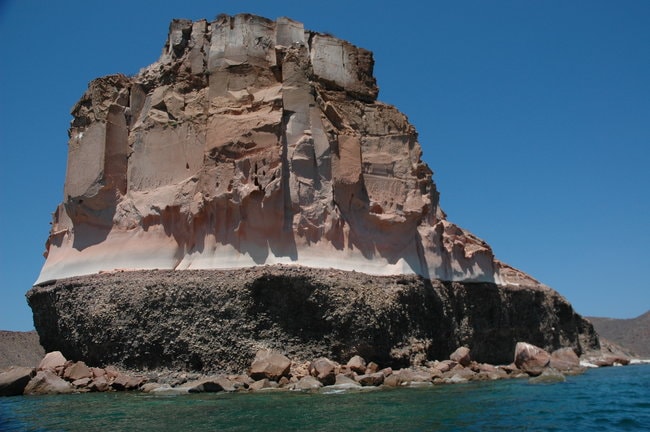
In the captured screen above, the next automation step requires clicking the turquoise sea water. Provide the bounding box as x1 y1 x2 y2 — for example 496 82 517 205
1 365 648 431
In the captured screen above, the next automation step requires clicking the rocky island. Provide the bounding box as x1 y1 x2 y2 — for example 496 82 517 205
26 14 600 379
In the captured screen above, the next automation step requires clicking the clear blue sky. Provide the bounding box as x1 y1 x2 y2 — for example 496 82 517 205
0 0 648 330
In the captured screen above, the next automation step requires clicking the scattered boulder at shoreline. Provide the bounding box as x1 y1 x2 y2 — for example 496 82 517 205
249 349 291 381
449 347 472 367
309 357 337 386
0 367 35 396
1 341 640 397
13 351 146 396
38 351 66 371
550 347 581 372
24 370 74 395
514 342 551 376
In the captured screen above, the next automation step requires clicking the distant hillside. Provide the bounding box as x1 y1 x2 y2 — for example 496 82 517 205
0 330 45 370
588 311 650 358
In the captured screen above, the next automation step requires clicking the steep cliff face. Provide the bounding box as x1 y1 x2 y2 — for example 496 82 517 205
29 14 599 371
37 14 533 285
27 267 598 372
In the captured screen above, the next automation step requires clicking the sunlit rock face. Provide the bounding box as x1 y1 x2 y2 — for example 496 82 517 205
37 14 535 286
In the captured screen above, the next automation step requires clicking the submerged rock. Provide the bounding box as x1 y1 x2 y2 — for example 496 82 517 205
528 368 566 384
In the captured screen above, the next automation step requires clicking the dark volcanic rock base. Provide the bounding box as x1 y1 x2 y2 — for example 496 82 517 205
27 266 598 373
0 331 45 369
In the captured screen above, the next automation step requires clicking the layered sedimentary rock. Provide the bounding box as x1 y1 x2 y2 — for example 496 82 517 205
37 14 532 285
30 14 599 371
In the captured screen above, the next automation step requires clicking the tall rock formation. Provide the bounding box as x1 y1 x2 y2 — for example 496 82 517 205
36 14 529 285
28 14 598 371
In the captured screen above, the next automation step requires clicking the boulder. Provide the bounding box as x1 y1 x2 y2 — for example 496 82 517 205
550 347 580 371
529 368 566 384
449 347 471 367
432 360 457 373
294 376 323 391
89 375 110 392
309 357 337 385
355 372 385 387
71 377 92 388
476 364 509 380
514 342 551 376
442 367 476 381
329 374 361 390
249 350 291 381
346 355 367 374
111 373 145 390
91 367 106 378
289 361 310 380
499 363 521 374
366 362 380 373
24 370 74 395
104 366 120 380
383 374 403 387
606 355 631 366
38 351 67 371
249 378 279 391
188 376 237 393
391 368 434 385
229 375 253 390
476 363 498 373
63 361 92 381
0 367 35 396
141 382 164 393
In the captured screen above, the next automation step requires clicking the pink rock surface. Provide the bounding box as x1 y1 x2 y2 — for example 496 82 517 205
24 370 74 395
249 349 291 381
38 351 67 371
514 342 551 376
36 14 538 287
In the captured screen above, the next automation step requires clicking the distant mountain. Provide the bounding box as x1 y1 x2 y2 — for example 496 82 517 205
588 311 650 358
0 330 45 369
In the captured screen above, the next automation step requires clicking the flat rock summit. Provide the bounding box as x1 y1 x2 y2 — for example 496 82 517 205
28 14 599 372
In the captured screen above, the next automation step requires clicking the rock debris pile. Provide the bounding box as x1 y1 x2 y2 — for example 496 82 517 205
5 342 626 397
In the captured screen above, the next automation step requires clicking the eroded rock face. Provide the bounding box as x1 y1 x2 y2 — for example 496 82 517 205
27 267 599 372
37 14 534 286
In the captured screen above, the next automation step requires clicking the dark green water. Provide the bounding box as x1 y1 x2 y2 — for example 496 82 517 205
1 365 648 431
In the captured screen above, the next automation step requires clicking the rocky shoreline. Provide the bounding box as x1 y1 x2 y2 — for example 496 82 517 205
2 342 642 397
